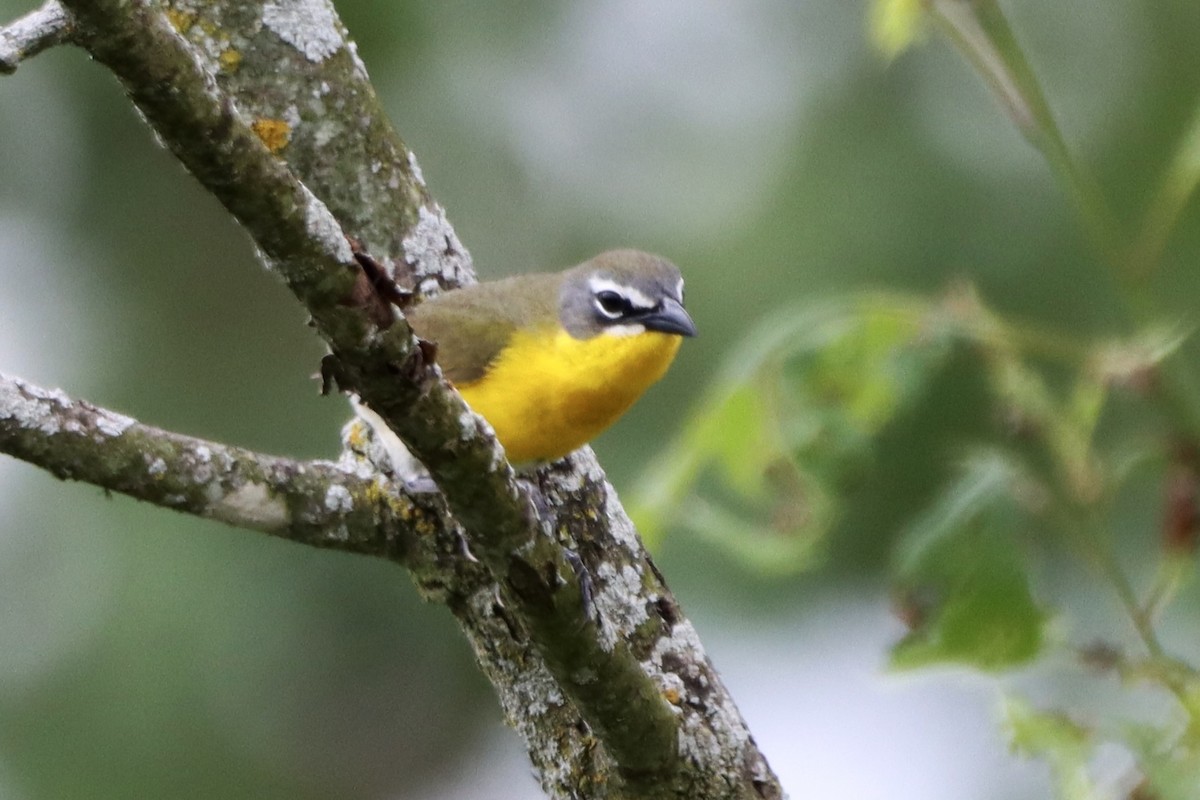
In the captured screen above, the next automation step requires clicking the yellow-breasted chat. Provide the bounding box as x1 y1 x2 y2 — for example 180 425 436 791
357 249 696 468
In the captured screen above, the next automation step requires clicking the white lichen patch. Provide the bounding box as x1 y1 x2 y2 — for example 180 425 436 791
22 382 70 405
1 377 65 435
644 619 706 691
302 185 353 262
186 23 229 64
147 457 168 477
311 118 340 148
549 460 587 495
191 445 215 483
324 483 353 513
351 400 427 478
602 483 643 551
3 393 57 435
677 715 724 768
94 411 135 437
456 408 478 434
215 449 235 474
345 456 376 481
401 204 473 287
335 434 380 481
593 562 651 642
640 618 753 770
675 685 752 768
345 38 369 80
455 406 509 471
504 660 565 724
407 151 426 187
215 482 290 531
261 0 343 63
463 588 565 728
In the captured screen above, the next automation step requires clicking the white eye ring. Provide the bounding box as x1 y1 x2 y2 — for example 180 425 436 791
594 290 629 318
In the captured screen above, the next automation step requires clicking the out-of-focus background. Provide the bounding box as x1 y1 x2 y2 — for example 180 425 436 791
2 1 1199 797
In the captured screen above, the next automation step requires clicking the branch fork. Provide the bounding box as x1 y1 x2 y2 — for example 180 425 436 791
0 0 783 795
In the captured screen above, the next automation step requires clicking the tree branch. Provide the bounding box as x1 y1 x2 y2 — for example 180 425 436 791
5 0 787 795
0 0 72 74
0 372 420 557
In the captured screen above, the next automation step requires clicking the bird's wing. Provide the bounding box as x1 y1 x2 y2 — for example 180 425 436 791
407 274 558 385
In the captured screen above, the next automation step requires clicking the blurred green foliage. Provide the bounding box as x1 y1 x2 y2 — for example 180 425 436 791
634 293 957 572
3 0 1200 798
635 1 1200 796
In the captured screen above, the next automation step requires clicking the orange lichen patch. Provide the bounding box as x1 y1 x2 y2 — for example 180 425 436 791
663 687 683 706
346 420 370 450
363 480 387 507
218 48 242 73
165 8 196 33
363 479 415 522
251 118 291 154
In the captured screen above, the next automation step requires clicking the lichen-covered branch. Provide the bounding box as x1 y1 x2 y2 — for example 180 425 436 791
0 372 420 557
0 0 72 74
62 0 375 349
25 0 785 795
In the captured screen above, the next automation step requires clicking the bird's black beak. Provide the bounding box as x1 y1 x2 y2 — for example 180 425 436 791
639 297 697 337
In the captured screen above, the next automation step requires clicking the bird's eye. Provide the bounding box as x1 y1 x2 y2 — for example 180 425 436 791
595 290 629 318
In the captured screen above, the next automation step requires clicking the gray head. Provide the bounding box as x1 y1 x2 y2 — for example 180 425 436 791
558 249 697 340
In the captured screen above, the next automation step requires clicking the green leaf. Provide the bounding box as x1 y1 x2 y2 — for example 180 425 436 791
1005 697 1090 758
703 383 778 499
868 0 928 60
1003 697 1102 800
891 453 1046 671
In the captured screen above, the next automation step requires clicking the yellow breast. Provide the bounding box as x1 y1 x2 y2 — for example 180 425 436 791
456 326 684 464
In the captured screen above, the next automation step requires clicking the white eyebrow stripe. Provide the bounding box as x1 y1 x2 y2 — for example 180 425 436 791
587 276 656 310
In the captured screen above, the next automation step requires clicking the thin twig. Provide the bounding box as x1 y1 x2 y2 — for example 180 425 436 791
0 0 72 74
1127 100 1200 283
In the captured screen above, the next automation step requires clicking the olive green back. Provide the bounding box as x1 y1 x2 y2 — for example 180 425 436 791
407 272 564 384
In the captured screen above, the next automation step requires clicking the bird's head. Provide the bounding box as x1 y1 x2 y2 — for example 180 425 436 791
558 249 697 340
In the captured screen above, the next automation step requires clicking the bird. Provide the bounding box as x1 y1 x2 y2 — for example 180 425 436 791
358 249 696 468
